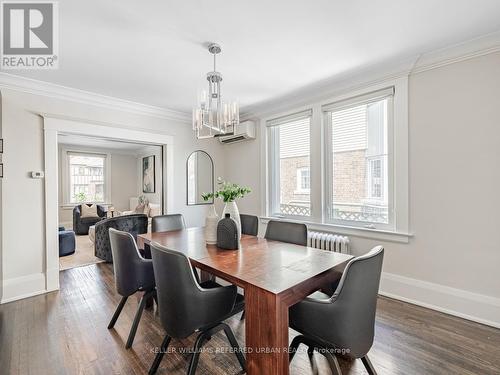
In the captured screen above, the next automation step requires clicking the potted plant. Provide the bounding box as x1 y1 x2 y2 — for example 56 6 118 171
203 178 251 239
74 192 87 204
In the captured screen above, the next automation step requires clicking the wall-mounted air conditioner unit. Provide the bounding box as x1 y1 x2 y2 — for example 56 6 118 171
218 121 256 144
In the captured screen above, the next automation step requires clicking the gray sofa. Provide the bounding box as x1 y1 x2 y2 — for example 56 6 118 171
73 204 107 235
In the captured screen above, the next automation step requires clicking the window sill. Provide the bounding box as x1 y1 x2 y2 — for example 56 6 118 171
60 203 112 210
293 190 311 195
260 216 413 243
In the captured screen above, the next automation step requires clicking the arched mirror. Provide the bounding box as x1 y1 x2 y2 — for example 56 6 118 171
186 150 214 205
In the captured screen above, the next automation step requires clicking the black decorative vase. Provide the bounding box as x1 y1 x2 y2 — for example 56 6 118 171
217 213 239 250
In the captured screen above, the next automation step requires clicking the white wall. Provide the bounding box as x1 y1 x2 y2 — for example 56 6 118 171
0 88 225 302
112 153 140 211
225 52 500 327
2 49 498 327
223 130 261 216
0 90 3 301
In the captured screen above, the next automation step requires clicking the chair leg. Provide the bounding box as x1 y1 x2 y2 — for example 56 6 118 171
289 335 342 375
323 350 342 375
108 296 128 329
126 290 154 349
148 335 171 375
361 355 377 375
289 335 307 362
221 323 246 371
187 331 209 375
307 347 314 358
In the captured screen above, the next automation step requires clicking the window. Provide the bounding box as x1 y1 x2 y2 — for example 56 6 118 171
324 87 393 228
267 111 311 217
264 79 409 238
368 158 383 199
67 152 107 203
296 167 310 193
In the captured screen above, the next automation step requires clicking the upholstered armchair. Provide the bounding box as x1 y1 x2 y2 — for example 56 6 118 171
94 214 148 262
73 204 107 235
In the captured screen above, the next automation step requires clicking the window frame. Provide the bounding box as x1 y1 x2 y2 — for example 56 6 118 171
295 167 310 194
262 77 409 240
266 110 312 219
367 157 384 200
323 89 395 231
61 148 112 206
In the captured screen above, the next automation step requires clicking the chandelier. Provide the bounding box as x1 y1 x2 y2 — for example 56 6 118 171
193 43 239 139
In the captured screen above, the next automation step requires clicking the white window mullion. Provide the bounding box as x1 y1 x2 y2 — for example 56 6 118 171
309 103 322 223
323 112 334 224
385 95 395 230
268 126 281 216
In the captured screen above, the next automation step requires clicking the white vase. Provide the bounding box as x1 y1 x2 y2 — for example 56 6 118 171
222 201 241 239
205 205 218 245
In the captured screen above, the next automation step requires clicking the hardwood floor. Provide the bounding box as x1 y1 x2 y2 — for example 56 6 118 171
0 263 499 375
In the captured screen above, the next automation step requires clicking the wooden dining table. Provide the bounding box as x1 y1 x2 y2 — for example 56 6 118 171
137 227 353 375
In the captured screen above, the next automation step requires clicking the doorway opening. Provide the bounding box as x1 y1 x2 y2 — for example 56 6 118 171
57 134 164 270
43 115 174 293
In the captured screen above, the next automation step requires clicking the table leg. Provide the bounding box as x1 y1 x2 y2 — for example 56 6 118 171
245 286 289 375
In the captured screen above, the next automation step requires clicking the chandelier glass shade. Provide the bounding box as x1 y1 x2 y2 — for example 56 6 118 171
193 43 239 139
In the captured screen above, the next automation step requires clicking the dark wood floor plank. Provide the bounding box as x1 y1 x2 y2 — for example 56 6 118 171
0 263 499 375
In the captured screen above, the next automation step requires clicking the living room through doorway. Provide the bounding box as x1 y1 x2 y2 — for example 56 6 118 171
57 134 164 270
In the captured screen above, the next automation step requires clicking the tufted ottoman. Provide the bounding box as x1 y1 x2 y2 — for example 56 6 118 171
59 230 76 257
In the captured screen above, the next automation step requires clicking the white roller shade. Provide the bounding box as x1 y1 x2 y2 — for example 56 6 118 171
266 110 312 127
322 87 394 112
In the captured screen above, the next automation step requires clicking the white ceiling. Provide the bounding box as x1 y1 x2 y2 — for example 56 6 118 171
4 0 500 114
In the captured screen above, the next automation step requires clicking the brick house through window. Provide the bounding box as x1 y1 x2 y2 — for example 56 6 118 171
269 97 389 222
328 99 389 223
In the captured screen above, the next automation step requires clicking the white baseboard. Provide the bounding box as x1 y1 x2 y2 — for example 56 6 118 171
380 272 500 329
1 273 47 304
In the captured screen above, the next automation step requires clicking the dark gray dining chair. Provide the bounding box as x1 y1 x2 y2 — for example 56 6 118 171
152 214 185 233
150 212 200 280
149 243 245 375
289 246 384 375
139 213 186 259
264 220 308 246
240 214 259 236
107 228 156 349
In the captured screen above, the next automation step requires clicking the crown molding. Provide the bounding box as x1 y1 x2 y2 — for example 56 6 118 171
242 30 500 119
241 56 417 120
0 72 191 123
412 30 500 74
